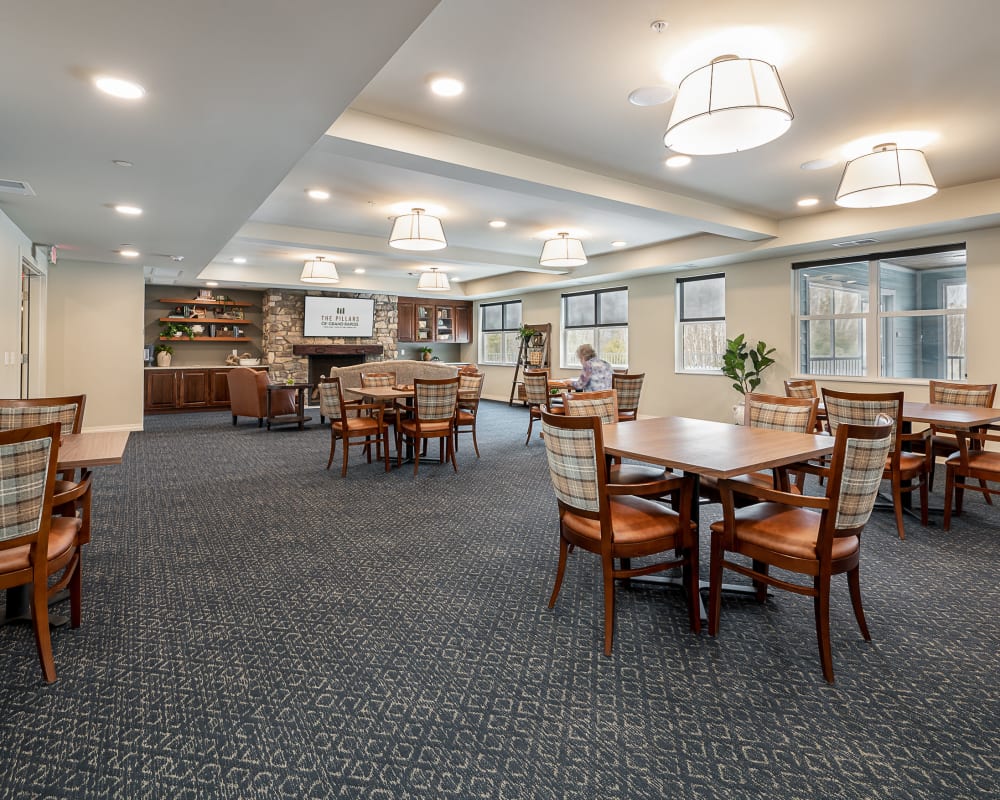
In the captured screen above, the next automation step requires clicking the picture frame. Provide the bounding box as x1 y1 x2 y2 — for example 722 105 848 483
197 289 213 300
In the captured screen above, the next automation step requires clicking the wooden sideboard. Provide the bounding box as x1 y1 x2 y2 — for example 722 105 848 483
144 366 263 413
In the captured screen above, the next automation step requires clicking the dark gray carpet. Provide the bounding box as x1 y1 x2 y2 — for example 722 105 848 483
1 401 997 799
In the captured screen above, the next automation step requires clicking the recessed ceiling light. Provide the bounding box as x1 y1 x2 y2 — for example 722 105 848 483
488 219 507 228
118 247 139 258
112 160 133 168
232 257 247 264
665 155 692 168
94 75 145 100
306 188 330 200
800 158 837 171
797 197 820 207
114 204 142 216
205 281 219 287
354 268 366 274
611 241 627 247
429 76 464 97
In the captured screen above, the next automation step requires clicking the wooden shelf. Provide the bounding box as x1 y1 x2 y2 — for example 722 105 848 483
159 336 251 342
158 317 249 325
158 297 253 307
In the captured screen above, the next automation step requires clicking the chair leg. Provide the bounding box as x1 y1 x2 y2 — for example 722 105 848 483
32 578 56 683
471 425 480 458
601 552 615 656
847 567 870 641
448 433 458 473
814 574 834 683
525 413 534 445
341 435 351 477
891 476 906 540
955 475 966 514
232 414 237 426
708 534 725 636
548 536 570 609
752 560 769 603
326 428 337 470
978 479 994 505
381 428 390 473
919 473 929 527
413 438 421 476
685 547 700 634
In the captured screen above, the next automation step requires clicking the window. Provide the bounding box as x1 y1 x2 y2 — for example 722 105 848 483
794 244 967 379
479 300 522 365
562 288 628 368
676 274 726 371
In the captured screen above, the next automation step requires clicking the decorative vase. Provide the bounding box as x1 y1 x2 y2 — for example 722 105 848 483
422 352 432 361
156 351 172 367
732 401 746 425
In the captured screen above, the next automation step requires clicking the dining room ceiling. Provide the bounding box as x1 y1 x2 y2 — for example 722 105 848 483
3 1 1000 299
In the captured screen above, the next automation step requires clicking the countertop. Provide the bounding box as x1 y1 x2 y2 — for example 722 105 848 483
144 364 268 370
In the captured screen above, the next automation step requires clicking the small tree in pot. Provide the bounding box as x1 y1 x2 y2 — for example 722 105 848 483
721 334 776 422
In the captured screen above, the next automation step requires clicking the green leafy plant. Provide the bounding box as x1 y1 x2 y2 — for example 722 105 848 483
519 325 537 341
154 343 174 355
160 322 194 340
418 346 433 355
721 334 776 395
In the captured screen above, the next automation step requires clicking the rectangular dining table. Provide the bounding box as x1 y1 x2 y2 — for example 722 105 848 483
600 416 836 615
2 430 130 626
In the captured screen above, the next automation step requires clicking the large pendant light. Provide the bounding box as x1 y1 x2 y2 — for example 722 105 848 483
416 267 450 291
388 208 447 251
664 55 793 155
300 256 339 284
835 143 937 208
539 232 587 268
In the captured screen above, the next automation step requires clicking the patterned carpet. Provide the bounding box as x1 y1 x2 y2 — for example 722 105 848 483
1 401 997 799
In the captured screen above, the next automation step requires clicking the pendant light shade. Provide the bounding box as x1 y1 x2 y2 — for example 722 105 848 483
835 144 938 208
664 55 793 155
539 232 587 268
417 267 450 291
300 256 339 284
388 208 447 251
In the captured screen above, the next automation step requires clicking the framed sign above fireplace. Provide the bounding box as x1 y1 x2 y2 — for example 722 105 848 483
303 296 375 338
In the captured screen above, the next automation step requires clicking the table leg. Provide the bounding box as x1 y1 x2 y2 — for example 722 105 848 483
265 388 273 430
2 586 70 627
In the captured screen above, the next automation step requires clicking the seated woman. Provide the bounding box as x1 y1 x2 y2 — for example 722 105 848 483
570 343 613 392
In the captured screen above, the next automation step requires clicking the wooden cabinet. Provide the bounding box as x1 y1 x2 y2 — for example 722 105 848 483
144 367 251 413
396 298 472 344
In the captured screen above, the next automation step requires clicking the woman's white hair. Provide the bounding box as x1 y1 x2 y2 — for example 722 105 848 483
576 343 596 362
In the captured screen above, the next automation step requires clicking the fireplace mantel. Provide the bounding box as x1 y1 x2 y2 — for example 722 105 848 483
292 344 383 356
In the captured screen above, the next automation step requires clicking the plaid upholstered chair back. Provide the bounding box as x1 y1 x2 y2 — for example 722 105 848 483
784 378 819 400
413 378 459 422
0 395 85 434
361 372 396 389
540 412 602 514
563 390 619 425
827 416 894 532
745 393 818 433
928 380 996 408
0 423 59 543
821 389 903 449
523 371 550 406
611 373 644 415
458 372 484 395
317 377 347 421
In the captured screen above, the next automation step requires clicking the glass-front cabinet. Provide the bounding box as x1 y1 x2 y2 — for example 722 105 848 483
436 307 454 341
416 305 432 341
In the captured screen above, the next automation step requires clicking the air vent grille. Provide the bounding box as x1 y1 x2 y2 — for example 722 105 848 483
0 179 35 196
832 238 878 247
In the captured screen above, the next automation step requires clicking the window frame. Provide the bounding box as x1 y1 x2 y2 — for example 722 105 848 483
478 300 522 366
675 273 727 374
792 243 967 382
560 287 628 369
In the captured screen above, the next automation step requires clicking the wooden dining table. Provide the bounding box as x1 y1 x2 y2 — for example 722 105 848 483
2 430 130 626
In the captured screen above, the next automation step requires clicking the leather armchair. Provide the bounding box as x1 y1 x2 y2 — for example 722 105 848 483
227 368 295 427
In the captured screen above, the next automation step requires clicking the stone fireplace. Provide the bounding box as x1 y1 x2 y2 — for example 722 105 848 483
262 289 396 381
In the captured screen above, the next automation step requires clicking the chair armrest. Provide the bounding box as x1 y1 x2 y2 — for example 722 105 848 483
606 473 685 497
900 428 931 444
717 477 829 510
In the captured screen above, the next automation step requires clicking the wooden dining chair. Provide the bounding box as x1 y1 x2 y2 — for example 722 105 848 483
821 388 930 540
0 423 84 683
523 370 551 445
920 380 997 496
317 376 390 476
610 372 644 422
454 370 485 457
539 410 700 655
784 378 827 433
700 392 819 505
396 377 460 475
708 415 893 683
361 371 399 458
942 425 1000 530
0 395 93 544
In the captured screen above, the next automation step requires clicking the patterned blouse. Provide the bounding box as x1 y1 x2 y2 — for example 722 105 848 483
572 357 613 392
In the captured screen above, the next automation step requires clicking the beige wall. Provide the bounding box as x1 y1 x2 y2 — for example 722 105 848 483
473 226 1000 421
46 259 144 431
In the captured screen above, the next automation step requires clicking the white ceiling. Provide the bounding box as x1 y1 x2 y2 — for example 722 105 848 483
4 0 1000 299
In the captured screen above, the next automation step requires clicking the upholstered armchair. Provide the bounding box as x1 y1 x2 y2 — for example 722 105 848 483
227 368 295 427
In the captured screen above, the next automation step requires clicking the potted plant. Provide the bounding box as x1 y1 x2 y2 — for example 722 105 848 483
721 334 776 423
418 346 433 361
519 325 537 342
154 343 174 367
160 322 194 340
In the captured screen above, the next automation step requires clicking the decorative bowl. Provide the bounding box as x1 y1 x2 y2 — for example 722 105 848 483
239 358 261 366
